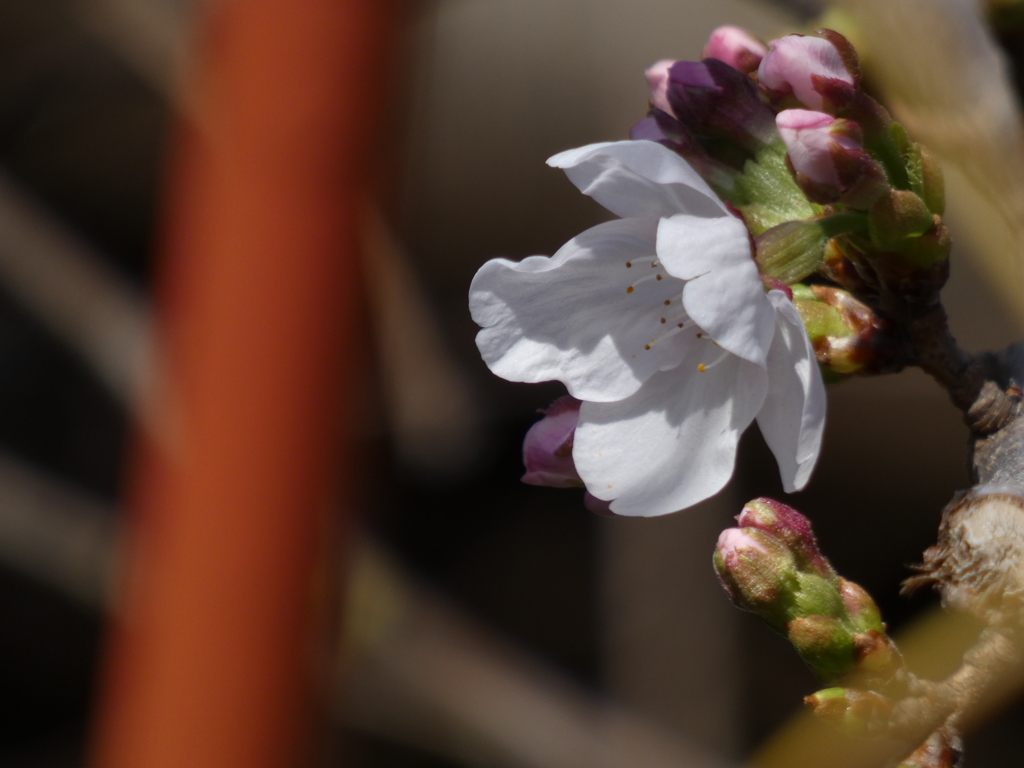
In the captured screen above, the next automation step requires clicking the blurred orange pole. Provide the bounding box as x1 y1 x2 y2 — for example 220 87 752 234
89 1 393 767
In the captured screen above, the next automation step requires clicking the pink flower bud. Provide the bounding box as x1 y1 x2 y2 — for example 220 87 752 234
758 34 856 111
737 497 836 580
776 109 886 207
716 526 771 558
713 526 799 629
660 59 777 152
644 59 677 117
776 109 860 187
703 26 767 74
521 395 584 487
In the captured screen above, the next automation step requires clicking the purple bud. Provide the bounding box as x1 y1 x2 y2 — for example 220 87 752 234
737 498 836 580
758 34 856 111
665 58 777 153
521 395 584 488
644 59 676 117
703 26 767 74
629 110 741 198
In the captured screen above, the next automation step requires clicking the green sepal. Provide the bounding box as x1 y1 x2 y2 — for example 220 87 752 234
731 142 816 236
756 213 867 284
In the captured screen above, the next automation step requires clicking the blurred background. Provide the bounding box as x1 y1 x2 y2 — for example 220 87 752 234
0 0 1023 765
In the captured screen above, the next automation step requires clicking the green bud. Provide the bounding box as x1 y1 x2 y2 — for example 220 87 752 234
792 569 847 620
787 615 856 681
838 578 883 633
798 286 894 375
795 300 851 342
805 687 893 734
755 213 867 284
867 189 933 251
901 217 951 268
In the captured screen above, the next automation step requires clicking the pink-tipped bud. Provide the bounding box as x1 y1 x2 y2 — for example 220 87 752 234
703 26 767 73
776 109 886 207
758 34 856 111
713 527 798 629
716 526 772 558
737 497 836 580
521 395 584 488
777 109 860 188
644 59 677 117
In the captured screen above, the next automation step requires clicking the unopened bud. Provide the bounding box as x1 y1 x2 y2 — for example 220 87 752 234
805 687 893 734
703 26 766 73
797 285 894 375
776 109 886 207
713 527 797 629
838 578 883 632
758 32 857 111
787 615 855 681
817 238 869 292
755 213 866 284
644 59 676 117
521 395 583 488
867 188 934 251
664 58 777 154
737 498 835 579
629 112 741 200
792 287 848 339
901 216 951 268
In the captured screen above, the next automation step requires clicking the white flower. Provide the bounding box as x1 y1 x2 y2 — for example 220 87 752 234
469 140 826 516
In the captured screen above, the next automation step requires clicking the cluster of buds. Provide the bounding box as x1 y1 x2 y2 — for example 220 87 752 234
635 26 951 377
714 498 904 687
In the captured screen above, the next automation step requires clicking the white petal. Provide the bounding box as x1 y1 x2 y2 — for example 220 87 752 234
657 214 776 367
470 218 697 402
547 141 728 220
574 340 768 516
756 291 826 492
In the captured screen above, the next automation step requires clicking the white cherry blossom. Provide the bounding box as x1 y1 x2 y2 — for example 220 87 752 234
469 140 825 516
